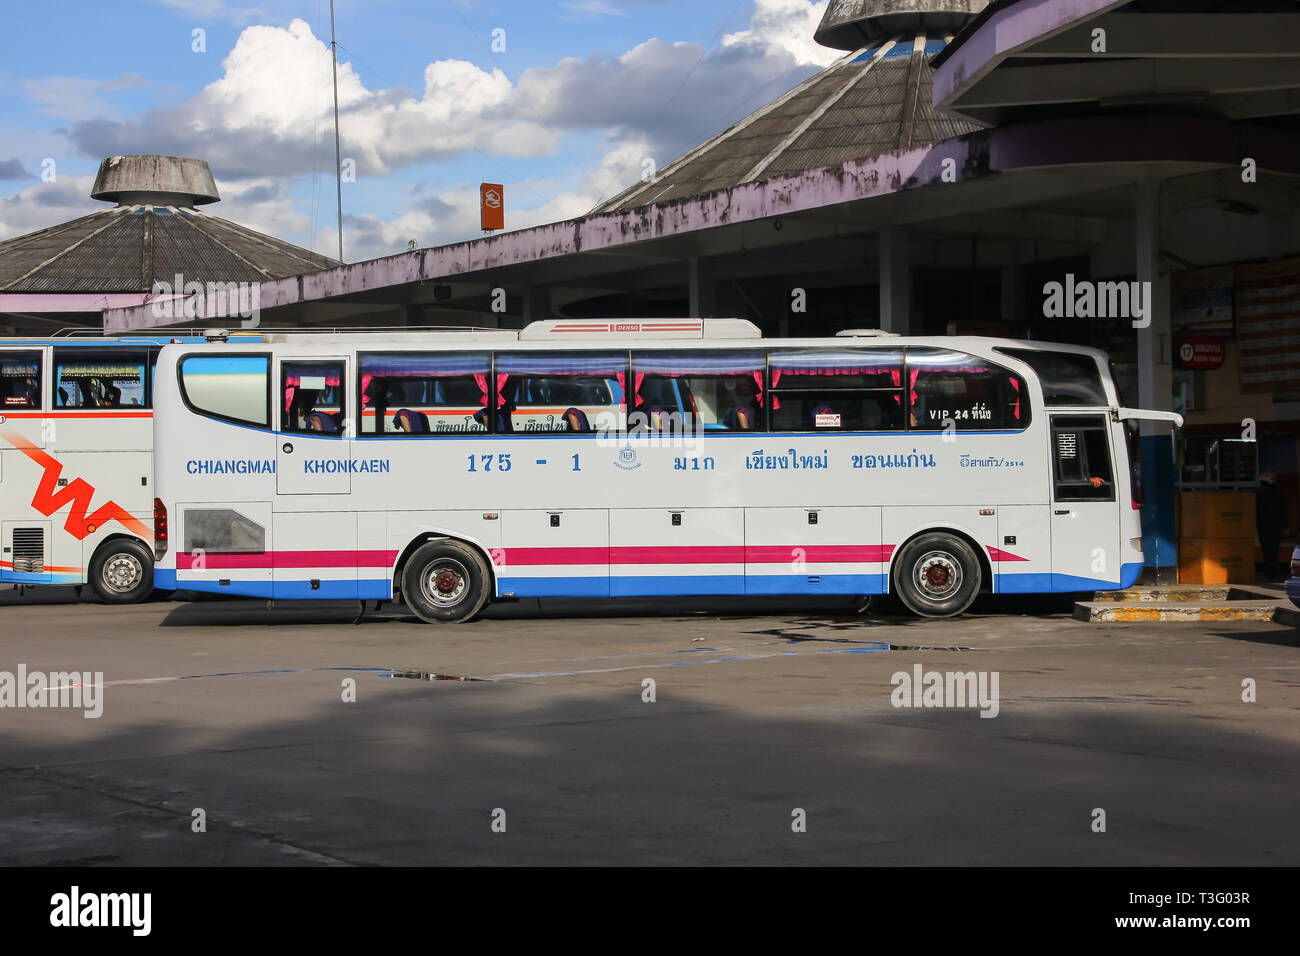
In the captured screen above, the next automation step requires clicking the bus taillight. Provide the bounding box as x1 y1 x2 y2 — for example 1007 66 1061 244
154 498 168 560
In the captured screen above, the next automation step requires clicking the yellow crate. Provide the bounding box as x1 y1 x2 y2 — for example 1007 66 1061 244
1177 537 1255 585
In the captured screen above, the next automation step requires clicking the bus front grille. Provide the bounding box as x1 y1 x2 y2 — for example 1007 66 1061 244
11 528 45 573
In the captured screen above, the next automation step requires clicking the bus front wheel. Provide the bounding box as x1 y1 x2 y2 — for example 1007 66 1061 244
893 532 981 618
402 540 491 624
89 538 155 604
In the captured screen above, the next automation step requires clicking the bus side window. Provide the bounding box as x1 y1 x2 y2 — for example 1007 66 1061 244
1051 415 1115 501
179 354 270 427
631 350 765 432
908 349 1028 431
496 353 626 433
0 352 42 410
768 349 903 432
358 353 490 435
283 362 344 434
54 349 151 410
995 347 1106 406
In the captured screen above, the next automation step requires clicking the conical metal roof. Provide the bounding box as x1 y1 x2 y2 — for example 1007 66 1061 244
593 32 981 214
815 1 987 51
0 156 336 293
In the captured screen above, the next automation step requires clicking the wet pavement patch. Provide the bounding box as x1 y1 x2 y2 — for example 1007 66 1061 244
385 670 495 683
746 626 971 651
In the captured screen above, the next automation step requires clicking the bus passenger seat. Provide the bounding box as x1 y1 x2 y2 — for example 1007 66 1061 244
724 405 753 430
307 411 339 433
393 409 428 433
562 407 590 432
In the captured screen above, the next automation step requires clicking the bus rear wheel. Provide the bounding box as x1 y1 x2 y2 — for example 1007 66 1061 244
893 532 981 618
89 538 155 604
402 540 490 624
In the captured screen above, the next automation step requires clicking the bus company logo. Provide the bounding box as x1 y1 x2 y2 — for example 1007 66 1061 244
0 429 149 540
890 664 1000 718
0 666 104 718
150 273 261 328
614 446 642 470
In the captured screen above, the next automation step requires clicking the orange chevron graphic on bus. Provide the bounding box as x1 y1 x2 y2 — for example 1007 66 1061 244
0 429 150 540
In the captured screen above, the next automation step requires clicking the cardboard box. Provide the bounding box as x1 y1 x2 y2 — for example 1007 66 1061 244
1177 537 1255 585
1178 492 1256 539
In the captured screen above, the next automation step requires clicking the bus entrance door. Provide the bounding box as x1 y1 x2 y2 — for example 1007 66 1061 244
276 358 351 496
1049 414 1121 590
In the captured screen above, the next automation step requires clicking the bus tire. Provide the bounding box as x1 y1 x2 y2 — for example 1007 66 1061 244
892 532 981 618
402 540 491 624
89 538 155 604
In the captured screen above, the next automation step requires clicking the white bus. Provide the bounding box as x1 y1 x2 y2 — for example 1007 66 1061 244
150 320 1180 620
0 332 246 602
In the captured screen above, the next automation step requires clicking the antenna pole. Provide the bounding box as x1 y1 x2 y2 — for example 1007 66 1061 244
329 0 344 263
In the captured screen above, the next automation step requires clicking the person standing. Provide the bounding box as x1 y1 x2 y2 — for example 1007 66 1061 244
1255 471 1288 580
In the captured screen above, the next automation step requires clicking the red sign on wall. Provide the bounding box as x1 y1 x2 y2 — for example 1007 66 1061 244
480 183 504 231
1176 337 1225 370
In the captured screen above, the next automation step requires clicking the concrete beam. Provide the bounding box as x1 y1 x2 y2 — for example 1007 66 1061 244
1023 14 1300 58
932 0 1126 113
951 58 1300 112
929 209 1108 244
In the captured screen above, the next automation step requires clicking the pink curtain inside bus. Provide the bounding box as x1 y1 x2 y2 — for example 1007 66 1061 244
283 365 342 414
630 351 764 409
359 355 491 410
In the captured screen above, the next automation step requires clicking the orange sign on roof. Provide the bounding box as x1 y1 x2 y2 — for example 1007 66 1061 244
480 183 504 231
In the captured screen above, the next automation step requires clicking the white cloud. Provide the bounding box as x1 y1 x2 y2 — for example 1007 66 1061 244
208 176 315 243
561 1 633 16
333 139 653 262
722 0 839 69
150 0 263 24
71 6 831 182
22 73 153 123
0 175 99 242
70 19 559 179
9 2 841 259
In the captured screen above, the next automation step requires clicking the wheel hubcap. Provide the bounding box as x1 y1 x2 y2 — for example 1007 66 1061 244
421 559 468 608
103 553 143 594
914 551 962 599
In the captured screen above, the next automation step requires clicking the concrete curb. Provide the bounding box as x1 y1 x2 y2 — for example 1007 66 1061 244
1074 601 1300 625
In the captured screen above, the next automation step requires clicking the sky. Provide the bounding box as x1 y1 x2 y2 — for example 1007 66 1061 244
0 0 841 263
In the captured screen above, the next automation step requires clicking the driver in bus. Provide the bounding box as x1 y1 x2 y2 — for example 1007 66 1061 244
288 388 321 431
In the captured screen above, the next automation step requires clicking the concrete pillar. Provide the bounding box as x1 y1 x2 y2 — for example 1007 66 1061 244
522 286 548 326
879 227 911 334
688 258 717 318
1135 179 1177 584
1000 243 1030 331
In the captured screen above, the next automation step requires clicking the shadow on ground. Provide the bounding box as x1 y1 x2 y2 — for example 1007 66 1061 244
0 656 1295 866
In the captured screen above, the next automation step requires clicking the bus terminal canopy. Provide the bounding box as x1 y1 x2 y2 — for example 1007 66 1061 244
99 0 1300 335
